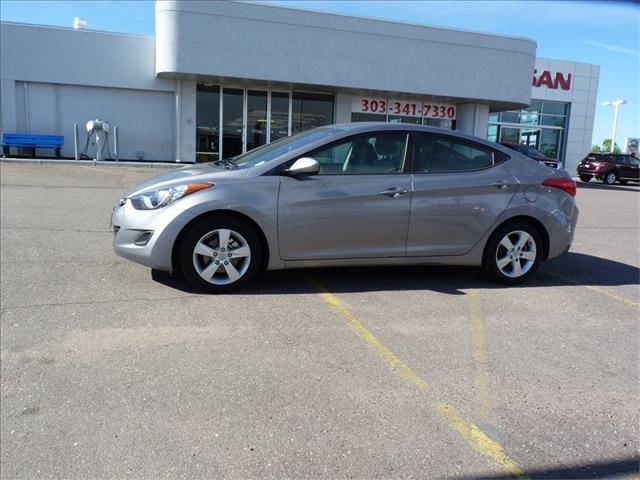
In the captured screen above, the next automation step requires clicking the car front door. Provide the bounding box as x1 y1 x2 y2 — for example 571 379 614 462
407 132 517 256
277 131 412 260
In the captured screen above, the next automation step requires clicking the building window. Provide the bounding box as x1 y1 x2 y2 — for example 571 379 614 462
291 92 334 134
487 100 569 165
270 92 290 141
246 90 268 151
351 112 386 122
196 85 334 160
196 84 220 162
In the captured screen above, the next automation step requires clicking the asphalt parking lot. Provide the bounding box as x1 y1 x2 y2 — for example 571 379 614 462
1 161 638 479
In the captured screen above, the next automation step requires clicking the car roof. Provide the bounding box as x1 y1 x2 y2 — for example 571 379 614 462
323 122 507 151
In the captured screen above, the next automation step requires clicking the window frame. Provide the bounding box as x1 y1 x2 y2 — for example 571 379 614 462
410 132 509 175
278 130 414 176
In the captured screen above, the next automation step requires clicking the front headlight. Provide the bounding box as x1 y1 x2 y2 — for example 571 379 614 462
130 183 213 210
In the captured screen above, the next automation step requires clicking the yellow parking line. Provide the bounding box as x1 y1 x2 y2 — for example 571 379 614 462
543 270 640 308
468 289 497 425
436 403 524 477
311 279 526 478
319 289 429 391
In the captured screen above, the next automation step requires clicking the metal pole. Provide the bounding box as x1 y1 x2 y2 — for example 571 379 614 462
73 123 79 160
611 104 620 152
175 79 181 163
114 126 119 162
96 131 102 161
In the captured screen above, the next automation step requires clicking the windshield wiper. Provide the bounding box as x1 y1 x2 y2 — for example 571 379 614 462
212 159 237 169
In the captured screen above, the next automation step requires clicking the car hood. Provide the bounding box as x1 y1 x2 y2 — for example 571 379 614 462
122 162 248 198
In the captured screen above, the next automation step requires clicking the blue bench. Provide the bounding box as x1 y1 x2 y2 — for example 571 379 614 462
2 133 64 159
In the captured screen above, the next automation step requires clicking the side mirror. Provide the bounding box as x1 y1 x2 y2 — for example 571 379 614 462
283 157 320 176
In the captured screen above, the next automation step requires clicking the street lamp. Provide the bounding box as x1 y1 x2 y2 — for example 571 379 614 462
602 99 627 152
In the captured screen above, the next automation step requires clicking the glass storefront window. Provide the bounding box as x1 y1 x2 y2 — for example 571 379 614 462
540 115 566 127
388 115 422 125
196 86 335 160
489 112 500 123
542 101 568 116
519 111 539 125
424 118 455 129
500 111 520 123
540 129 561 159
222 88 244 159
196 84 220 162
487 124 498 143
525 99 542 113
270 92 290 141
351 112 386 122
292 92 334 134
246 90 267 151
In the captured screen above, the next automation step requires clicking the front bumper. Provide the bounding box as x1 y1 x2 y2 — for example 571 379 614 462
111 199 194 271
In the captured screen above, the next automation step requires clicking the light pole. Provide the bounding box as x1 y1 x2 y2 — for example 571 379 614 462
602 99 626 152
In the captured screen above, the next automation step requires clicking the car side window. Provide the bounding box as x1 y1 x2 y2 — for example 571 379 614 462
414 133 497 173
307 132 408 174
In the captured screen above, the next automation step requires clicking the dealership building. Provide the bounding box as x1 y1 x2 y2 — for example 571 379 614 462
0 0 599 172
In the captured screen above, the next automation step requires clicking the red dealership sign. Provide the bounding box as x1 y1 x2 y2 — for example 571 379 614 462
532 69 572 90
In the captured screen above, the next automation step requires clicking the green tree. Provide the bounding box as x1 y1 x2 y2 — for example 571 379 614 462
591 144 602 153
601 139 622 154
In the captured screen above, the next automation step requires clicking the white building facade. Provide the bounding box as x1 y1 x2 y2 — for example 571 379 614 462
0 1 598 172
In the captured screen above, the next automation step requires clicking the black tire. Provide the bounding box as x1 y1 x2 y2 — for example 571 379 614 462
602 170 618 185
177 215 263 293
579 175 592 182
482 222 543 285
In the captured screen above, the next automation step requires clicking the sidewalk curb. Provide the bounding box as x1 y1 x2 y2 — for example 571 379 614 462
0 157 183 169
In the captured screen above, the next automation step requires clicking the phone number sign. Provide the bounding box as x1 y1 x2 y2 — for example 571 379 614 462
352 97 457 119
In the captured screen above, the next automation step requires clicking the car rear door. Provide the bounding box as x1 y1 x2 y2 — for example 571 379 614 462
617 155 640 180
407 132 517 256
277 131 412 260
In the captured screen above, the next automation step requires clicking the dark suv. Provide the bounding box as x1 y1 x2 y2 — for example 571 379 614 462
500 143 559 168
577 153 640 185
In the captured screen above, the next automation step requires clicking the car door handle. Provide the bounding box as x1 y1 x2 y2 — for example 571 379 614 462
490 181 511 189
380 187 409 198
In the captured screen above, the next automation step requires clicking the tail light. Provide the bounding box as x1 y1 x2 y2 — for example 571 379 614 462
542 177 576 197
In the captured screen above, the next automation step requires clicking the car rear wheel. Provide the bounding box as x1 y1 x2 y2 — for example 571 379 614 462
603 171 617 185
579 175 592 182
178 216 262 293
483 222 542 285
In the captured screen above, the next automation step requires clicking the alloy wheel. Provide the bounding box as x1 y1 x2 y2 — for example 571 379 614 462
192 228 251 285
495 230 537 278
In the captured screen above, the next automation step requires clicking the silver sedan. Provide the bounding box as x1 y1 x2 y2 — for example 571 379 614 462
111 123 578 292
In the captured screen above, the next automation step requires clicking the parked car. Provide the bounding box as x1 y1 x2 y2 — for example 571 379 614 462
500 143 559 168
112 123 578 292
577 153 640 184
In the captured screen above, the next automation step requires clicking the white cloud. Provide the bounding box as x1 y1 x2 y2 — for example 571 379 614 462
586 41 640 57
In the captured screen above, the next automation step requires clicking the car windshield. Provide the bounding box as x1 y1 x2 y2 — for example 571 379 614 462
226 127 344 169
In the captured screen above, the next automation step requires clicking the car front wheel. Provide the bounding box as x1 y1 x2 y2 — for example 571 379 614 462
178 216 262 293
483 222 542 285
603 171 617 185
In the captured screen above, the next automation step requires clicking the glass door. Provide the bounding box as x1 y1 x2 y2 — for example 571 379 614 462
222 88 244 159
246 90 268 152
195 85 220 163
270 92 290 141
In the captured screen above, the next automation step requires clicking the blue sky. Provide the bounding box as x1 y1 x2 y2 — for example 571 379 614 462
1 0 638 146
